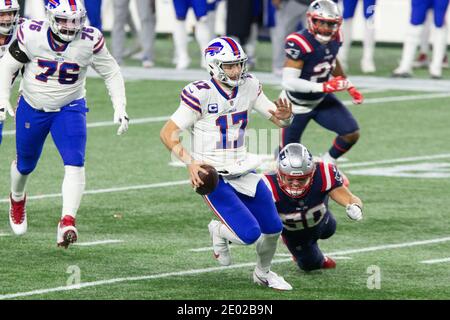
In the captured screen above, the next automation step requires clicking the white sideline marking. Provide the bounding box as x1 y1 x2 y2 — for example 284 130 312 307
74 240 124 247
2 116 171 137
420 257 450 264
189 245 237 252
0 180 190 204
2 153 450 204
339 153 450 169
1 236 449 299
4 92 450 137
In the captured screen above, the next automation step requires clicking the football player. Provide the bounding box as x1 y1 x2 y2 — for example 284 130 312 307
172 0 211 69
0 0 129 248
161 36 294 290
0 0 21 146
393 0 449 79
263 143 363 271
280 0 364 183
337 0 377 73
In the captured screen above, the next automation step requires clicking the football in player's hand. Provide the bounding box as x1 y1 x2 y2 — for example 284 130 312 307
195 165 219 195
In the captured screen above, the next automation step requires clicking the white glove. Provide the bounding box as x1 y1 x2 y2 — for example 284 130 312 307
113 106 129 136
0 99 15 121
346 203 363 221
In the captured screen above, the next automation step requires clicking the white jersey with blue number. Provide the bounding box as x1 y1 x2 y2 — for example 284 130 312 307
171 74 273 176
16 19 114 111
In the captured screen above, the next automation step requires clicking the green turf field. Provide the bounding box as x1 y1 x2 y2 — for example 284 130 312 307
0 42 449 300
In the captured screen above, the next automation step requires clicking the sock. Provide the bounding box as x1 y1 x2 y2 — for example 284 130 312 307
245 22 258 62
256 233 281 273
11 160 28 202
207 11 216 37
429 25 448 77
328 136 356 159
419 17 431 55
62 166 86 219
195 17 211 68
217 222 245 245
396 24 423 73
173 19 189 62
362 21 375 64
338 18 353 70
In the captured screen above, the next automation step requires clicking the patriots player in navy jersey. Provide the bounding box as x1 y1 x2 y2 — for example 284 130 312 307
263 143 363 271
280 0 364 182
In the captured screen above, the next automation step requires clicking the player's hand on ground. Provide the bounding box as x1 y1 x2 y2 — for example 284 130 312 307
0 99 15 121
270 98 293 120
114 108 129 135
346 203 363 221
347 86 364 104
322 76 350 93
187 160 208 188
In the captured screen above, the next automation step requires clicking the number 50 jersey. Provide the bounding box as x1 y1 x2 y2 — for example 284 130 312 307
16 19 112 111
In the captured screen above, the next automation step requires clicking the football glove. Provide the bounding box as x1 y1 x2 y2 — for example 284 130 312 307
113 107 129 136
322 76 350 93
0 99 14 121
347 84 364 105
346 203 363 221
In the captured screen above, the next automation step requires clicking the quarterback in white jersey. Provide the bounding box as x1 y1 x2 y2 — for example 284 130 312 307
0 0 21 145
0 0 128 248
161 37 294 290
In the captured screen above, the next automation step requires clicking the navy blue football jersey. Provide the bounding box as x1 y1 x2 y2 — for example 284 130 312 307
284 29 343 104
263 161 343 229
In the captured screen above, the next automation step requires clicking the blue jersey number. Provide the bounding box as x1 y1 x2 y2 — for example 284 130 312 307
35 60 80 85
216 111 248 149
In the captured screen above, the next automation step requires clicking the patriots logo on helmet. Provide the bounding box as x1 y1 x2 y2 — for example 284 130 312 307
205 42 224 56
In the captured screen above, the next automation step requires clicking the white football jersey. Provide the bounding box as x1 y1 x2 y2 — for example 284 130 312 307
171 75 273 175
16 19 114 111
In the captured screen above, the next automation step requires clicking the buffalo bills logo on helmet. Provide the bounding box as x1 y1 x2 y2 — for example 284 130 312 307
205 42 224 56
47 0 60 8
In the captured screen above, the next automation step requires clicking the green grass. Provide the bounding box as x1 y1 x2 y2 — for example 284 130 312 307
0 52 449 300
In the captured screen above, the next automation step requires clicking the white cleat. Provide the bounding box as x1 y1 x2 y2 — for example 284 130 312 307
176 56 191 70
253 268 293 291
361 59 376 73
57 215 78 249
208 220 231 266
9 194 27 235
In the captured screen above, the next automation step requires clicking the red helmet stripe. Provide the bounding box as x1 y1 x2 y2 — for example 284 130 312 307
221 37 240 57
68 0 77 11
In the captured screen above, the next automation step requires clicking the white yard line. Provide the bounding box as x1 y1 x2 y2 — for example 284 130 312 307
189 245 237 252
0 180 190 204
74 240 124 247
420 257 450 264
0 233 10 237
3 92 450 137
339 153 450 169
1 235 449 300
275 254 352 260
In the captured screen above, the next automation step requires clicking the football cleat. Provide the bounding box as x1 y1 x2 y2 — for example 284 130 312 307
9 194 27 235
208 220 231 266
391 68 412 78
57 215 78 249
443 55 449 69
360 59 376 73
322 256 336 269
413 53 429 68
253 268 293 291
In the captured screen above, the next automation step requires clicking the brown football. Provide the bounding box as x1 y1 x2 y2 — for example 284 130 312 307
195 164 219 195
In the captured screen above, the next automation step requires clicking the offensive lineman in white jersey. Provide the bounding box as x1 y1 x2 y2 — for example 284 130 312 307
0 0 21 146
161 37 294 290
0 0 129 248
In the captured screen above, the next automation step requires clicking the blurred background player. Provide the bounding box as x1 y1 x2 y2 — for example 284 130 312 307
172 0 211 69
393 0 449 79
263 143 363 271
82 0 103 31
112 0 156 68
412 6 449 70
280 0 364 183
337 0 377 73
0 0 129 248
270 0 310 76
160 37 294 290
0 0 21 146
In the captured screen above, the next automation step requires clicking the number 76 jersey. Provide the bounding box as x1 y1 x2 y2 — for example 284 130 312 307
16 19 107 111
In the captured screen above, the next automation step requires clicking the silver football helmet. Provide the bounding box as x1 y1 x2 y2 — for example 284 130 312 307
277 143 316 198
307 0 342 43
